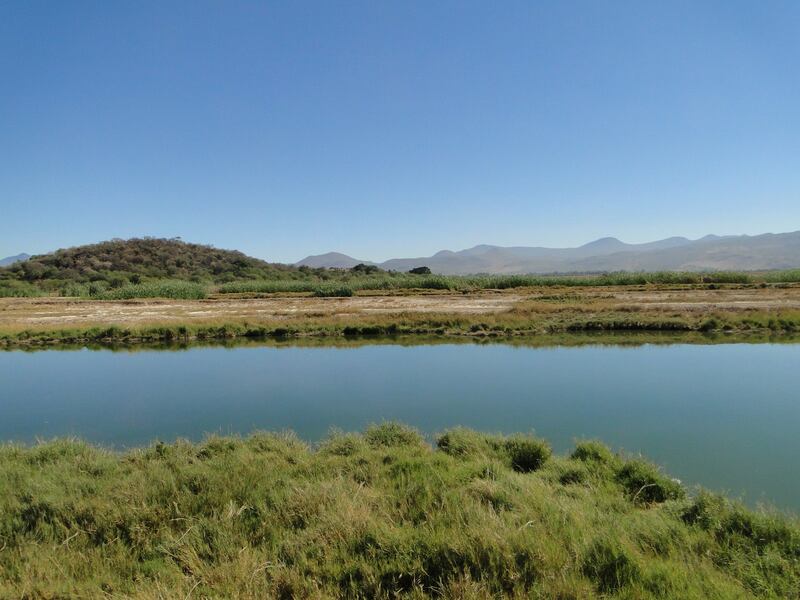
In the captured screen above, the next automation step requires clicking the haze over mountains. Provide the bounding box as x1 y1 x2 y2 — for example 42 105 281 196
297 231 800 275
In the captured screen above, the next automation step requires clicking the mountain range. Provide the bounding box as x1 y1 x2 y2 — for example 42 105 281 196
0 253 30 267
297 231 800 274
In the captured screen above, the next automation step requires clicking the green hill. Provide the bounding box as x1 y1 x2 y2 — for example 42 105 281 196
0 238 315 296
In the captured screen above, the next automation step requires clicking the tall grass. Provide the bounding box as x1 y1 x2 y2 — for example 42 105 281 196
0 424 797 598
59 280 208 300
217 270 800 295
8 269 800 301
101 280 207 300
0 281 42 297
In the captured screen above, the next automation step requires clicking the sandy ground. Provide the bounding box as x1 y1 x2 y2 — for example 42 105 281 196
1 286 799 329
0 293 525 327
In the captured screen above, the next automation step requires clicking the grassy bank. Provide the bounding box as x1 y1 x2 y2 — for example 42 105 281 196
3 306 800 347
0 424 797 598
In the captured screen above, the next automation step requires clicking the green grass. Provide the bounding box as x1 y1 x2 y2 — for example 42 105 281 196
7 267 800 300
217 270 800 296
100 280 208 300
1 424 797 598
0 281 42 298
53 280 208 300
3 308 800 348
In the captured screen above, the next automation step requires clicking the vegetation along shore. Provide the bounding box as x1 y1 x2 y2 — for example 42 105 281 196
1 424 797 598
2 239 800 347
2 284 800 347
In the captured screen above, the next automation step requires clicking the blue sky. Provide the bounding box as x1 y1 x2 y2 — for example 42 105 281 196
1 1 798 263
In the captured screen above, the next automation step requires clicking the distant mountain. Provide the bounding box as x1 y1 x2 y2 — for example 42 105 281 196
296 252 375 269
297 232 800 274
0 253 30 267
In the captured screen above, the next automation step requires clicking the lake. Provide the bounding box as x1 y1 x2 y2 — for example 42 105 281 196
2 337 798 511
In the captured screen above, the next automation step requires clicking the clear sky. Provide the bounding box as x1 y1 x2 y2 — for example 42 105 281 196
1 1 798 263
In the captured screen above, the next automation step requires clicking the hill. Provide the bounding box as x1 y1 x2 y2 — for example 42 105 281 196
296 251 374 269
0 253 30 267
299 231 800 274
0 238 308 291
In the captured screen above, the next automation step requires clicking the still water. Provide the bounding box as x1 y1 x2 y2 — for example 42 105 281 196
1 339 798 511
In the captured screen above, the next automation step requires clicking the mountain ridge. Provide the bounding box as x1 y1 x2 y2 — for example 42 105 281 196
0 253 30 267
296 232 800 274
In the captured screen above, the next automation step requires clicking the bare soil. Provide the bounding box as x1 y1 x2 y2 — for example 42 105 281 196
0 293 524 328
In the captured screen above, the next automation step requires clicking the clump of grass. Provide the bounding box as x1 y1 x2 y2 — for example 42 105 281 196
571 439 620 467
364 421 424 448
318 430 368 456
559 464 589 485
0 426 798 597
582 537 642 592
616 459 685 504
437 428 551 472
504 435 552 472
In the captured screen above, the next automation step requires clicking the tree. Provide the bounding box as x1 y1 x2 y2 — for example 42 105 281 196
408 266 431 275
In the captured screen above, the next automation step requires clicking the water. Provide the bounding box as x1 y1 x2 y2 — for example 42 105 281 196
1 339 798 511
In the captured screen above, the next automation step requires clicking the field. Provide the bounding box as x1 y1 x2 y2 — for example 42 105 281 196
2 283 800 346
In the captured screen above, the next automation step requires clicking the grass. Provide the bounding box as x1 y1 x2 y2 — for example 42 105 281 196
50 280 208 300
100 280 208 300
217 270 800 296
3 306 800 348
5 269 800 300
0 424 797 598
0 281 42 298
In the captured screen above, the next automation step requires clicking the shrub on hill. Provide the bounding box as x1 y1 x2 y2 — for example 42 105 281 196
0 238 315 290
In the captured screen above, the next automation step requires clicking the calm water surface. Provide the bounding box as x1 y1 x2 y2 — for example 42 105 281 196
1 340 798 511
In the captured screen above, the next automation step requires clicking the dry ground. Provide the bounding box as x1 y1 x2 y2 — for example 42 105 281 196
2 285 800 331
